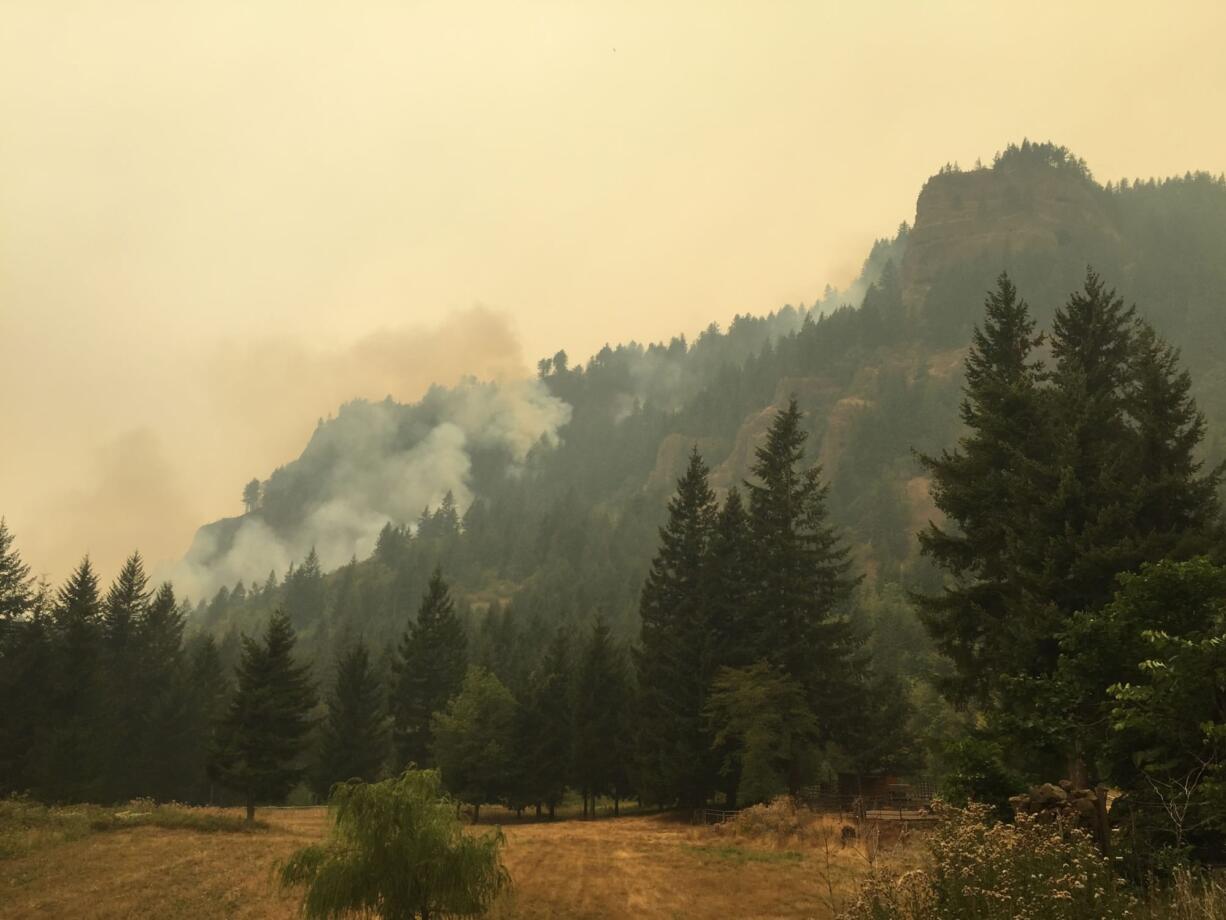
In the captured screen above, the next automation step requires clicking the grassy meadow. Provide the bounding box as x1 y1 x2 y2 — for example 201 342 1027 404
0 799 913 919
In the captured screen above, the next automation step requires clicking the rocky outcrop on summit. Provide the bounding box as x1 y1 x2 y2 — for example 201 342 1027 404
900 160 1120 314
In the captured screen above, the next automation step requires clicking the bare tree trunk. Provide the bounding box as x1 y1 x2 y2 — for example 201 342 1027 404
548 801 556 820
245 793 255 824
535 802 542 818
614 797 620 817
472 803 481 825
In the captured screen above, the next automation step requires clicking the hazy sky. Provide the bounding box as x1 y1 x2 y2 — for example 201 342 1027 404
3 1 1224 585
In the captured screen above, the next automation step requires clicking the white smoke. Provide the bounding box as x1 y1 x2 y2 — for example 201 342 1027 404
166 377 571 599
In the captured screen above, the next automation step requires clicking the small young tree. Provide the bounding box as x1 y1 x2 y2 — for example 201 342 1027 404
211 610 317 821
431 667 517 824
280 770 509 920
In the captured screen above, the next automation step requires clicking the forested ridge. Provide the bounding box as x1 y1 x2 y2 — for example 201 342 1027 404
4 143 1226 862
181 143 1226 664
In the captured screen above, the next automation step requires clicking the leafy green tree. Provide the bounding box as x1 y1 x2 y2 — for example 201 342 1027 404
431 667 517 823
391 568 467 769
635 447 718 807
705 661 819 803
314 642 389 799
211 611 317 821
280 770 509 920
1079 559 1226 864
574 618 633 816
745 398 859 769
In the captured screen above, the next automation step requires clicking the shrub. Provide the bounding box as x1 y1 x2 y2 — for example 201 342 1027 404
938 737 1022 819
280 770 509 920
841 802 1137 920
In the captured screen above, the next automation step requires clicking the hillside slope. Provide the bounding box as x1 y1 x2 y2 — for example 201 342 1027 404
183 142 1226 668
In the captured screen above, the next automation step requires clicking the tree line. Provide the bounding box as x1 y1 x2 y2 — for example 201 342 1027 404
0 390 909 816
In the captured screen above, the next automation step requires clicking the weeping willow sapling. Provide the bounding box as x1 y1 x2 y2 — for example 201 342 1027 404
280 770 509 920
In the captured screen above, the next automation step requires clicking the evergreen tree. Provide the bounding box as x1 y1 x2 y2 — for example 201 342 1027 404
391 568 467 769
134 583 196 801
242 478 262 513
40 557 105 801
0 518 41 792
918 273 1047 699
286 547 326 628
515 628 573 818
574 618 632 817
635 447 718 807
0 517 34 621
186 633 230 803
314 642 389 798
706 487 754 670
745 397 859 758
1125 323 1224 560
211 611 317 821
99 552 152 800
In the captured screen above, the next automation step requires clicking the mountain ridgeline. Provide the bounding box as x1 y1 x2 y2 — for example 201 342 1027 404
184 142 1226 674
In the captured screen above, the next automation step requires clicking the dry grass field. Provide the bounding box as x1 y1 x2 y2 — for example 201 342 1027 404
0 802 914 919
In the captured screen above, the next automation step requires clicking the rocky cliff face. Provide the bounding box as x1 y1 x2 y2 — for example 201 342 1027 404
901 161 1120 314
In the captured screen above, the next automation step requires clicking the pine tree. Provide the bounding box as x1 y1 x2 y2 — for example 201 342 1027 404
515 627 573 818
0 518 40 792
391 568 467 769
134 583 196 801
314 642 389 799
706 487 755 669
286 547 326 628
1125 322 1224 559
917 273 1047 699
99 552 152 800
745 397 859 746
635 447 718 807
211 611 317 821
0 517 34 621
186 633 230 803
574 618 632 817
40 557 105 801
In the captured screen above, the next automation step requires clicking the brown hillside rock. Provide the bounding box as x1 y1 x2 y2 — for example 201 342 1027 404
645 433 729 494
901 164 1120 313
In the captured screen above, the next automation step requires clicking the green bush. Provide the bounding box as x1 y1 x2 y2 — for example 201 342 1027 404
280 770 509 920
937 737 1022 818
